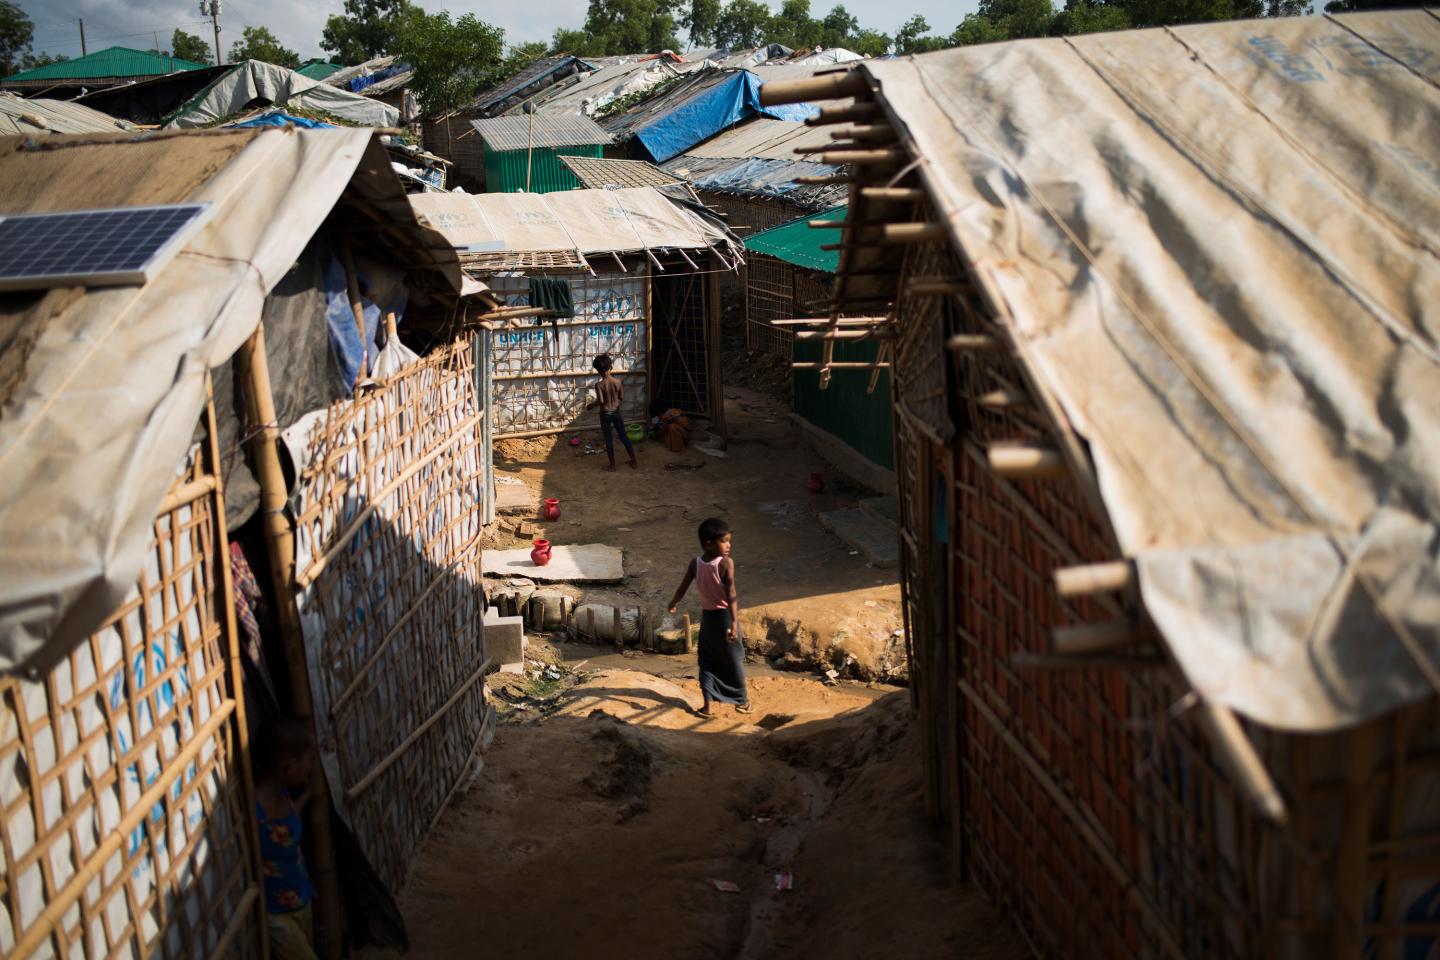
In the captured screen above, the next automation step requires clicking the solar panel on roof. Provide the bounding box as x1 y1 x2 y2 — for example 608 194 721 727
0 203 212 291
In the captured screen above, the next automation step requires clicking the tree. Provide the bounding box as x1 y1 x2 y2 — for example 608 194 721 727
688 0 723 45
321 0 413 65
550 27 596 54
715 0 773 48
580 0 683 56
171 28 214 64
949 12 1009 44
0 0 32 77
895 14 948 53
1051 0 1130 33
230 26 302 68
19 50 66 69
767 0 823 49
819 5 858 46
848 28 891 55
395 11 504 114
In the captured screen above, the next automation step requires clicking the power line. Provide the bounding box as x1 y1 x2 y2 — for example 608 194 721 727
30 21 216 51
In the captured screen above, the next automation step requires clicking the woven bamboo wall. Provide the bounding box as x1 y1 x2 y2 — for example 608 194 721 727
288 337 490 894
0 432 262 959
891 223 1440 957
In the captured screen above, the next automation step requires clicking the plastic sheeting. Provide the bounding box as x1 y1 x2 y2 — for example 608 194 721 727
664 155 846 210
410 186 737 258
856 12 1440 731
0 92 132 135
629 71 818 163
164 59 399 129
0 129 372 673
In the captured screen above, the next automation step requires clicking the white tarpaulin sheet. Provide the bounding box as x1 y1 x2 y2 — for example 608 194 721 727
164 59 399 129
0 128 380 673
410 186 730 257
486 272 647 435
860 12 1440 730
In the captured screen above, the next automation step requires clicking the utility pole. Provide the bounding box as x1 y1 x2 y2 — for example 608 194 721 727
200 0 223 65
78 18 86 56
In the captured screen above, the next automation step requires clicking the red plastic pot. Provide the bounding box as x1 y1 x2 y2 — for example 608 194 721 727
807 472 826 494
541 498 561 521
530 539 552 567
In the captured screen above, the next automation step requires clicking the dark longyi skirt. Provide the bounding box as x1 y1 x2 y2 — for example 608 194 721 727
698 609 748 705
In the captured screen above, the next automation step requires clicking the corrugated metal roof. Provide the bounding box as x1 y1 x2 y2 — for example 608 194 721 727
0 93 132 134
682 117 830 160
364 69 414 96
744 205 845 272
3 46 207 83
297 61 343 80
0 94 131 135
558 155 683 189
471 114 613 151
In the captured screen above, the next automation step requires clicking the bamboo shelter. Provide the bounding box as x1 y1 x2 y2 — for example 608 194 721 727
761 13 1440 959
0 127 489 958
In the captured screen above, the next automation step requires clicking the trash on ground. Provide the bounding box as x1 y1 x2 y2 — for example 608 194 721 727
710 879 741 893
774 872 794 891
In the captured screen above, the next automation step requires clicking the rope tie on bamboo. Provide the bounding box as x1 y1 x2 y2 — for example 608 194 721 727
911 55 1440 697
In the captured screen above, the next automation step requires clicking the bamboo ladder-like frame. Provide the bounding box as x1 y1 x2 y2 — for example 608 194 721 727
0 385 266 960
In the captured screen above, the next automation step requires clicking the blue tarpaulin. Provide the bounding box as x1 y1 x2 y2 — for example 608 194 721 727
231 112 335 129
635 71 817 163
348 64 408 92
323 256 407 385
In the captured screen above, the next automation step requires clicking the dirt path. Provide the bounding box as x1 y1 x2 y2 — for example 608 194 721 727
488 387 906 680
359 659 1023 960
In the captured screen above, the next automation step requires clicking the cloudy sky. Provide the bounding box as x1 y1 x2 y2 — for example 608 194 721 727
24 0 980 63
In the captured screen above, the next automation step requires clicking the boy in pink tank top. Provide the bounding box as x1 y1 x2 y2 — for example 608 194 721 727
668 517 752 717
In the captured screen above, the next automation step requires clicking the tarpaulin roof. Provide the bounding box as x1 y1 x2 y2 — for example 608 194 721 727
679 116 830 159
2 46 206 84
410 186 738 264
0 92 133 135
603 69 818 163
745 205 845 272
468 55 593 115
471 113 613 151
663 155 845 210
845 11 1440 731
527 59 705 117
323 55 397 88
164 60 400 128
0 128 472 675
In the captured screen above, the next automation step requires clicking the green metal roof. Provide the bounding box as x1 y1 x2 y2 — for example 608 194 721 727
4 46 207 83
297 60 343 80
744 205 846 274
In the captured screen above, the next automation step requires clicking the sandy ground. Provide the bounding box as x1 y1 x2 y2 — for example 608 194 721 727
359 656 1024 960
488 386 906 680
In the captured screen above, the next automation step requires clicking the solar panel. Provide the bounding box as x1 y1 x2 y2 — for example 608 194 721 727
0 203 213 291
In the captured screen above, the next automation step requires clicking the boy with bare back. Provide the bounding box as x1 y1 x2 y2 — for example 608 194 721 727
586 353 637 471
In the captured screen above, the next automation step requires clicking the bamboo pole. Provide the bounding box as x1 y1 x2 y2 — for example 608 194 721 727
813 147 907 166
1051 621 1145 655
791 361 892 370
793 174 852 185
987 443 1066 479
829 123 895 141
1054 561 1134 597
977 389 1029 409
1333 723 1377 956
792 329 897 341
861 186 925 202
948 333 1003 352
909 280 969 296
156 475 218 515
758 69 869 106
204 374 270 960
1195 702 1288 824
237 324 343 960
339 239 369 386
383 308 398 344
770 316 888 326
804 101 881 125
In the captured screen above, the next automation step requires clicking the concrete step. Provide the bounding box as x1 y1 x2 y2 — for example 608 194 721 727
817 506 899 568
858 495 898 524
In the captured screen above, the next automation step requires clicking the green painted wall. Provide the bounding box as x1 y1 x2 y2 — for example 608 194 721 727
792 337 895 470
482 144 604 194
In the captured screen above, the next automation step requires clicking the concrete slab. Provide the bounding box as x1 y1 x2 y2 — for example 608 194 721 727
818 508 899 568
858 496 898 524
483 543 625 583
494 475 534 516
483 606 527 672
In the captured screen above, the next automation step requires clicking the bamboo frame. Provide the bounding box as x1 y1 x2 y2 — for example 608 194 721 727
287 335 492 894
0 417 263 960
